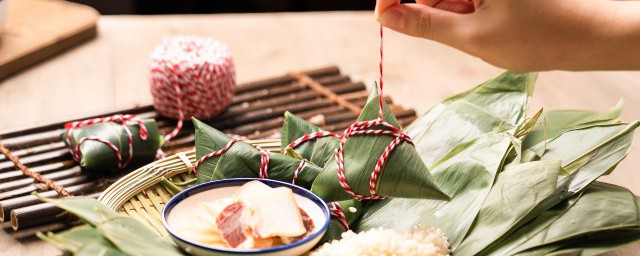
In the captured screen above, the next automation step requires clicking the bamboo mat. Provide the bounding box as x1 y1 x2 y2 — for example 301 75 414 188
0 65 417 238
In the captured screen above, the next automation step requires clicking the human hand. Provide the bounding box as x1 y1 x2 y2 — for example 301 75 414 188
375 0 640 71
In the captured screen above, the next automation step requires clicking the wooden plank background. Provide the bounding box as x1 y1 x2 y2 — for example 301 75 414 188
1 11 639 255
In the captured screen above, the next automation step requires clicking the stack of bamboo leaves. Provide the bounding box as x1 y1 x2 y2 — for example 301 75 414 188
39 71 640 255
194 71 640 255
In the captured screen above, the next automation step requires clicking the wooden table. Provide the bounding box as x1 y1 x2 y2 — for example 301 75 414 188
1 12 639 255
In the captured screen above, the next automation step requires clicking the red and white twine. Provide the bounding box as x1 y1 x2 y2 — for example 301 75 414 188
291 159 307 185
281 131 339 154
192 138 270 179
150 36 236 142
330 202 350 231
64 114 149 169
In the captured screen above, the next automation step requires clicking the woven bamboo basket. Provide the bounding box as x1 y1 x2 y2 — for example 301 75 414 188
97 139 281 236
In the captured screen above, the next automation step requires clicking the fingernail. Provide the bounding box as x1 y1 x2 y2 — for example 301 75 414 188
380 8 404 30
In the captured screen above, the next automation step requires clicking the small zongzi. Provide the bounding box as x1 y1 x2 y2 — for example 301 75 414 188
62 116 163 171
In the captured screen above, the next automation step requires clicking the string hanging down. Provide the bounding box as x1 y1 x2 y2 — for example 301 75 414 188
378 24 384 120
284 24 414 201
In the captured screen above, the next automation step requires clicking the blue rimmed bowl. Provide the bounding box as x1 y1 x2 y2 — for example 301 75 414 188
162 178 330 256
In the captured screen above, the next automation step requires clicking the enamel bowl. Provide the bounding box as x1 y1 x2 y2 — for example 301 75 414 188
162 178 330 256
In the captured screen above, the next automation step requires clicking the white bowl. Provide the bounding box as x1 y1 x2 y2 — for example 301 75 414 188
162 178 330 256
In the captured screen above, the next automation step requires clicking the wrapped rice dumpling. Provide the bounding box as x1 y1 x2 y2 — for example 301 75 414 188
193 118 324 189
309 92 449 202
195 84 449 203
61 118 163 171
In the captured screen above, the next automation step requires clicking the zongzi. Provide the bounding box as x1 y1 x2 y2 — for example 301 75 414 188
62 115 163 171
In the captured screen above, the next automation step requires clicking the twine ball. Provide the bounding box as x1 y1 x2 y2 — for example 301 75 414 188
149 35 236 120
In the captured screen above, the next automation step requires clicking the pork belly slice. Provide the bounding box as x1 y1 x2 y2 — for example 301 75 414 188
216 202 247 248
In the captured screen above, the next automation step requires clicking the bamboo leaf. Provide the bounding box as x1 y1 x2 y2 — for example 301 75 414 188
536 122 639 188
36 195 119 226
77 242 127 256
98 216 183 256
513 228 640 256
515 108 543 138
461 122 640 255
281 112 339 168
537 228 640 256
492 182 640 255
38 225 127 256
522 99 623 149
355 132 511 249
310 94 448 202
366 82 380 103
61 119 163 171
407 71 536 167
284 147 303 160
37 197 183 256
38 225 108 253
455 160 563 255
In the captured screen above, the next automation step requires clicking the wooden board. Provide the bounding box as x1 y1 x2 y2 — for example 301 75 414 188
0 0 98 80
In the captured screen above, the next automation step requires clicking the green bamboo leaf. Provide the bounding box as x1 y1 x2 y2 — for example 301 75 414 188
355 132 511 249
281 112 339 168
194 118 323 189
537 228 640 256
522 100 623 149
77 242 127 256
455 160 563 255
461 122 640 255
310 95 448 202
515 108 543 138
36 197 183 256
61 119 163 171
38 225 127 256
284 147 303 160
366 82 380 103
98 216 183 256
442 71 535 124
36 195 119 226
407 71 536 167
493 182 640 255
37 225 113 254
512 245 562 256
513 228 640 256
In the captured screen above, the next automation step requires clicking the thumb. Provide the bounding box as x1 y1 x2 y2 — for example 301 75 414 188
379 4 466 45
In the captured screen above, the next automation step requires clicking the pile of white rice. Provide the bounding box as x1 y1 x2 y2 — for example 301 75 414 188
310 226 450 256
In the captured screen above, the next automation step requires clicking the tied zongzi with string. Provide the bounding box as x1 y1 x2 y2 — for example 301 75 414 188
62 114 163 171
192 89 449 203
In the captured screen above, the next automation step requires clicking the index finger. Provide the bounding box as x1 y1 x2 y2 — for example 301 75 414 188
375 0 401 20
